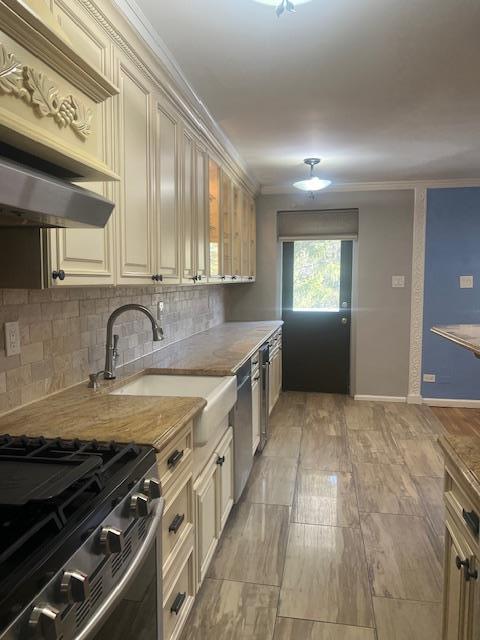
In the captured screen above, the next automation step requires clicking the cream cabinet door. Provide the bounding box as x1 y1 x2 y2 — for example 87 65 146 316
241 190 250 279
232 184 242 279
195 142 208 280
252 377 261 455
50 0 115 286
249 197 257 280
443 510 476 640
215 428 234 534
181 130 196 282
154 98 180 283
115 52 154 284
221 170 233 279
194 456 218 589
208 158 222 281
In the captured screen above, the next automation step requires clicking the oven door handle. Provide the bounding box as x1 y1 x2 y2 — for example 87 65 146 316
76 497 165 640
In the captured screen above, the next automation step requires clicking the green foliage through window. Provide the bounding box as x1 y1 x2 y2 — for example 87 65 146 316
292 240 341 311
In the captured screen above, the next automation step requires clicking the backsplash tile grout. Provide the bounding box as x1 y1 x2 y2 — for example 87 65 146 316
0 285 225 414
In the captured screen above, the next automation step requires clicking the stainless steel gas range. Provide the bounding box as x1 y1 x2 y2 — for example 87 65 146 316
0 435 165 640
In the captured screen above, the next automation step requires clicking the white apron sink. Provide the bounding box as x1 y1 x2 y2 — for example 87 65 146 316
111 374 237 446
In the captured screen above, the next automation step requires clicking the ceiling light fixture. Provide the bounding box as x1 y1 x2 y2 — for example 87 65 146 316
293 158 332 192
253 0 313 17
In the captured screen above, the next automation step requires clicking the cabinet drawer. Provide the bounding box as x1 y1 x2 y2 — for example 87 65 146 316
157 423 193 495
162 473 193 574
163 543 195 640
445 462 480 552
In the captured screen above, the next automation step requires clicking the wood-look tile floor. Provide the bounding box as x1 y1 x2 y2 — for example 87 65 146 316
181 393 456 640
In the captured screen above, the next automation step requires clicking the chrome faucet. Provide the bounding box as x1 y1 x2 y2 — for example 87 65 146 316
102 304 163 380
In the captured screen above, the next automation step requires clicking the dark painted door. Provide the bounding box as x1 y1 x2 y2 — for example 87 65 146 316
282 239 353 393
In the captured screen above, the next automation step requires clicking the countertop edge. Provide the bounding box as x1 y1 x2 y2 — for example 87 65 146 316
431 326 480 356
439 435 480 502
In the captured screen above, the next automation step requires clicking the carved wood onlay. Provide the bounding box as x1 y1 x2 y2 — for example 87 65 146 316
0 42 93 139
408 186 427 402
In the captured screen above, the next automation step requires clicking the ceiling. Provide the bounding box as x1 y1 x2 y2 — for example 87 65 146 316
134 0 480 189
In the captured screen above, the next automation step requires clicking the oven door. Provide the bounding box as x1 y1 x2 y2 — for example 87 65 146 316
78 497 164 640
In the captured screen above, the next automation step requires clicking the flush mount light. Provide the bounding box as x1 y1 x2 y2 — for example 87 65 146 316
293 158 332 192
253 0 313 17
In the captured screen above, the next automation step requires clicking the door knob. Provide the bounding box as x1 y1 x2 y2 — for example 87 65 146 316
341 317 348 325
341 301 348 308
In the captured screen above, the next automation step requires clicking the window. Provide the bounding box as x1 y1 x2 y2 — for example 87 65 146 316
292 240 341 311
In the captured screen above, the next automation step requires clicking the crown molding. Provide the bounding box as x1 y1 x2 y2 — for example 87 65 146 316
261 178 480 195
112 0 259 193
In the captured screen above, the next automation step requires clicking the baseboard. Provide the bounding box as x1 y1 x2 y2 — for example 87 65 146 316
354 394 407 403
423 397 480 408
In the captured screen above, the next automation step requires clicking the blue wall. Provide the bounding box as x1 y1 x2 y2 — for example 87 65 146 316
422 187 480 399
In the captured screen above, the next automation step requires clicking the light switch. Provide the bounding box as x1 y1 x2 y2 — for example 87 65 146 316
459 275 474 289
423 373 436 383
392 275 405 288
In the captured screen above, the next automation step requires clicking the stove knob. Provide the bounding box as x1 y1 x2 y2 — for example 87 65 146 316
141 477 161 499
99 526 124 555
60 569 90 603
130 492 151 518
29 604 62 640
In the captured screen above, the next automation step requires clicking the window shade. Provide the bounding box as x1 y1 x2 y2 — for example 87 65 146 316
278 209 358 239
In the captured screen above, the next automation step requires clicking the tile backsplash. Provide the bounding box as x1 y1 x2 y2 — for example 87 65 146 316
0 285 225 414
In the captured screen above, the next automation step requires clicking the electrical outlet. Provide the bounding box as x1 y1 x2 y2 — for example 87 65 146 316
4 321 21 357
392 275 405 288
423 373 436 383
459 275 474 289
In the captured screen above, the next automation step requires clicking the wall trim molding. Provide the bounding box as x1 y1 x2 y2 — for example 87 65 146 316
407 393 423 405
354 394 407 403
261 178 480 196
423 398 480 408
407 187 427 401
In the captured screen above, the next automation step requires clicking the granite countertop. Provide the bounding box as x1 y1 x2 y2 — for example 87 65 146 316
431 324 480 357
0 321 282 450
439 434 480 500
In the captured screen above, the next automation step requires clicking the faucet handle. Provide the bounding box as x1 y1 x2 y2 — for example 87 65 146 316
113 334 120 357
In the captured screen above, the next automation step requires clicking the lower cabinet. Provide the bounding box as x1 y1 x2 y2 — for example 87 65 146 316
194 427 234 590
252 375 261 455
441 447 480 640
269 330 283 415
162 540 195 640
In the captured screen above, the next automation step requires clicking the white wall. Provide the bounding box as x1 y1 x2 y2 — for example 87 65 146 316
226 190 414 397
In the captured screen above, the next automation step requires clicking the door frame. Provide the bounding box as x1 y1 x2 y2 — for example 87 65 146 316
279 235 358 396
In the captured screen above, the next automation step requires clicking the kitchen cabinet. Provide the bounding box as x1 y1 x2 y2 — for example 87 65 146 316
153 97 181 283
249 196 257 281
195 141 208 281
216 427 234 533
269 330 283 414
252 370 261 455
241 191 250 280
194 454 218 589
441 445 480 640
208 158 222 281
181 129 195 282
232 183 242 280
221 170 233 279
115 50 155 284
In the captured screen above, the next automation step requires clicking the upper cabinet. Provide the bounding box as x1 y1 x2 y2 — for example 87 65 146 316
221 171 233 279
115 50 154 284
153 96 181 284
232 184 242 280
249 197 257 281
181 128 196 282
0 0 118 180
208 159 222 281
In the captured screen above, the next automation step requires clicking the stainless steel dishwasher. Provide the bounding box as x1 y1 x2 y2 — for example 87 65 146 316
231 360 253 502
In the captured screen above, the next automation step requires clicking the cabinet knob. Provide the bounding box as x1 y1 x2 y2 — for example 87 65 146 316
231 275 237 280
197 274 202 281
52 270 65 281
220 275 226 280
191 275 198 282
456 556 478 581
216 455 225 466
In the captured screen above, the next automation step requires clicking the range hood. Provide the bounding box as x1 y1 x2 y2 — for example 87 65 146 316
0 157 114 228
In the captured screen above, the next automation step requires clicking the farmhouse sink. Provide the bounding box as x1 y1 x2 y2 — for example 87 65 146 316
111 374 237 446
